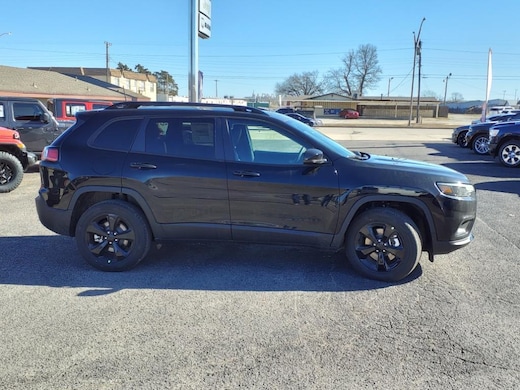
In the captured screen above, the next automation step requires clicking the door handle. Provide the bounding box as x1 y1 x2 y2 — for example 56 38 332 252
130 162 157 170
233 170 260 177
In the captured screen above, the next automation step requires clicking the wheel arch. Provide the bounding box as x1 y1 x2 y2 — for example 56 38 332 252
66 186 161 238
332 195 436 257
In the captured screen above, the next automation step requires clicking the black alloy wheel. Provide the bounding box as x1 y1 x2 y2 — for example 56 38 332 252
345 208 422 282
75 200 152 271
457 131 468 147
0 151 24 193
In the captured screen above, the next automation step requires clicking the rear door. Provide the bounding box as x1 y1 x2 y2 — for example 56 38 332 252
224 118 340 247
122 115 231 240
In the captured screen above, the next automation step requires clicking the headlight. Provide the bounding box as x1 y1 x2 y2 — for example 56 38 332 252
489 129 499 137
436 182 475 199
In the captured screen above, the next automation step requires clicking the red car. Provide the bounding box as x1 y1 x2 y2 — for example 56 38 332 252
339 108 359 119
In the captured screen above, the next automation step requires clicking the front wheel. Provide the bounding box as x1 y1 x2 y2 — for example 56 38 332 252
75 200 152 271
498 140 520 167
457 131 468 147
345 208 422 282
472 135 489 155
0 151 24 193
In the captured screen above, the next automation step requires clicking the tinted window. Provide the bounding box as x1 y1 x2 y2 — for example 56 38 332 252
65 103 86 117
92 118 141 151
144 117 216 159
13 102 44 121
228 119 310 165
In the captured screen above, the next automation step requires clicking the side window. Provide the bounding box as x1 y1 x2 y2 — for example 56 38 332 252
0 103 5 121
228 120 309 165
144 117 216 160
92 118 141 151
13 102 44 121
65 103 86 118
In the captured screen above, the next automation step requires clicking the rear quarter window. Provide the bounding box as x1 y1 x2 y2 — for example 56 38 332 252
92 118 141 151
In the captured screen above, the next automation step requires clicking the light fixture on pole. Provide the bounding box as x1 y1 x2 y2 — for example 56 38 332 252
443 73 452 105
387 77 394 97
408 17 426 126
0 32 11 38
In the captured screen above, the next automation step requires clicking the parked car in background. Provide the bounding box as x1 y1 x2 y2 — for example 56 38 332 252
465 112 520 155
35 102 476 282
489 121 520 167
339 108 359 119
285 112 317 126
47 98 115 131
0 96 61 156
451 125 470 147
0 126 37 192
276 107 297 114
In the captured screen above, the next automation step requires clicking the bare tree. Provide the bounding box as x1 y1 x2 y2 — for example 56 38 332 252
275 71 324 96
325 44 382 97
451 92 464 102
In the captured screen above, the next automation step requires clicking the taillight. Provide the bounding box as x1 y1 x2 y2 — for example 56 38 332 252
42 146 59 162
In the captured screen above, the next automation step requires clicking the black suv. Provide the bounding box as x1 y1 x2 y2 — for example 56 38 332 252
35 102 477 282
488 121 520 167
465 113 520 155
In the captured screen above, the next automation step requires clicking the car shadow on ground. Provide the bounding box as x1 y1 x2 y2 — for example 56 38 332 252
0 235 422 294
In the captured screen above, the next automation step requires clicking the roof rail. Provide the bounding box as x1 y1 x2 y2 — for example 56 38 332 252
106 101 267 114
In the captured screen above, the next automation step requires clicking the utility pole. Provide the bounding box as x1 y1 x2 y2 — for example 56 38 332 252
408 17 425 126
387 77 394 97
215 80 219 97
104 41 112 83
416 39 423 123
443 73 452 105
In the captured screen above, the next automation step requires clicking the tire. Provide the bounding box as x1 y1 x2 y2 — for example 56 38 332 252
472 134 489 155
75 200 152 271
497 140 520 168
457 131 468 147
345 208 422 282
0 151 24 193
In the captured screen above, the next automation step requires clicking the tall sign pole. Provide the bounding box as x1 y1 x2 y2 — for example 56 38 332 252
189 0 211 103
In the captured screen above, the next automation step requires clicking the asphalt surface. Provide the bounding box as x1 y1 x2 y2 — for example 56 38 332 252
0 121 518 389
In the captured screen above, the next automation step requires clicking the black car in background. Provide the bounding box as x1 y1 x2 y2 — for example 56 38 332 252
285 112 317 126
465 112 520 155
489 121 520 167
35 102 476 282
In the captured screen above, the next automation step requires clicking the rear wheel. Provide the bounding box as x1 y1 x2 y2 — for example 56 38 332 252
345 208 422 282
498 140 520 167
75 200 152 271
0 151 24 193
472 134 489 155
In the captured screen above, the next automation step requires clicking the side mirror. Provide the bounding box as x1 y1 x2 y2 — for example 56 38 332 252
41 112 51 123
303 148 327 164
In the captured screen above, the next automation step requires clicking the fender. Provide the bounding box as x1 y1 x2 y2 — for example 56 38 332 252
331 193 437 249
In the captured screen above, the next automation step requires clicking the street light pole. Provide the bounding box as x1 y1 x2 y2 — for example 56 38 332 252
416 39 423 123
387 77 394 97
408 17 425 126
443 73 452 105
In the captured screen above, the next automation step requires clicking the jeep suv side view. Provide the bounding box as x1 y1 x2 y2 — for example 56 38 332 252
0 96 61 155
35 102 477 282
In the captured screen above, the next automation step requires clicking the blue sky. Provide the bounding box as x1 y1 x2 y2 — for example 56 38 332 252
1 1 519 102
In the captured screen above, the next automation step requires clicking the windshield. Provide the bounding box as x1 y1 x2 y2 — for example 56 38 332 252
265 111 356 158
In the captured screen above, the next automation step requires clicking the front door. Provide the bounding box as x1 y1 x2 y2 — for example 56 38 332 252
224 119 340 247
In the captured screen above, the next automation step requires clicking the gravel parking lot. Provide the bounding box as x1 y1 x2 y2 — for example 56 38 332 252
0 120 518 389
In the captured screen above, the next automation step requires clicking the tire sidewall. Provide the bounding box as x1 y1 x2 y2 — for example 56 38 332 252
498 141 520 167
75 200 152 271
0 151 24 193
345 208 422 282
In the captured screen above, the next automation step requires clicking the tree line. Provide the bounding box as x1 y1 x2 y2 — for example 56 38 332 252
116 63 179 96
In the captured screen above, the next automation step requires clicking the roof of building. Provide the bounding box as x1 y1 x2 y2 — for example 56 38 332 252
0 65 136 100
29 67 157 82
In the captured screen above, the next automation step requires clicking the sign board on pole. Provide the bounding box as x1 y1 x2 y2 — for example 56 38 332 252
198 0 211 39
